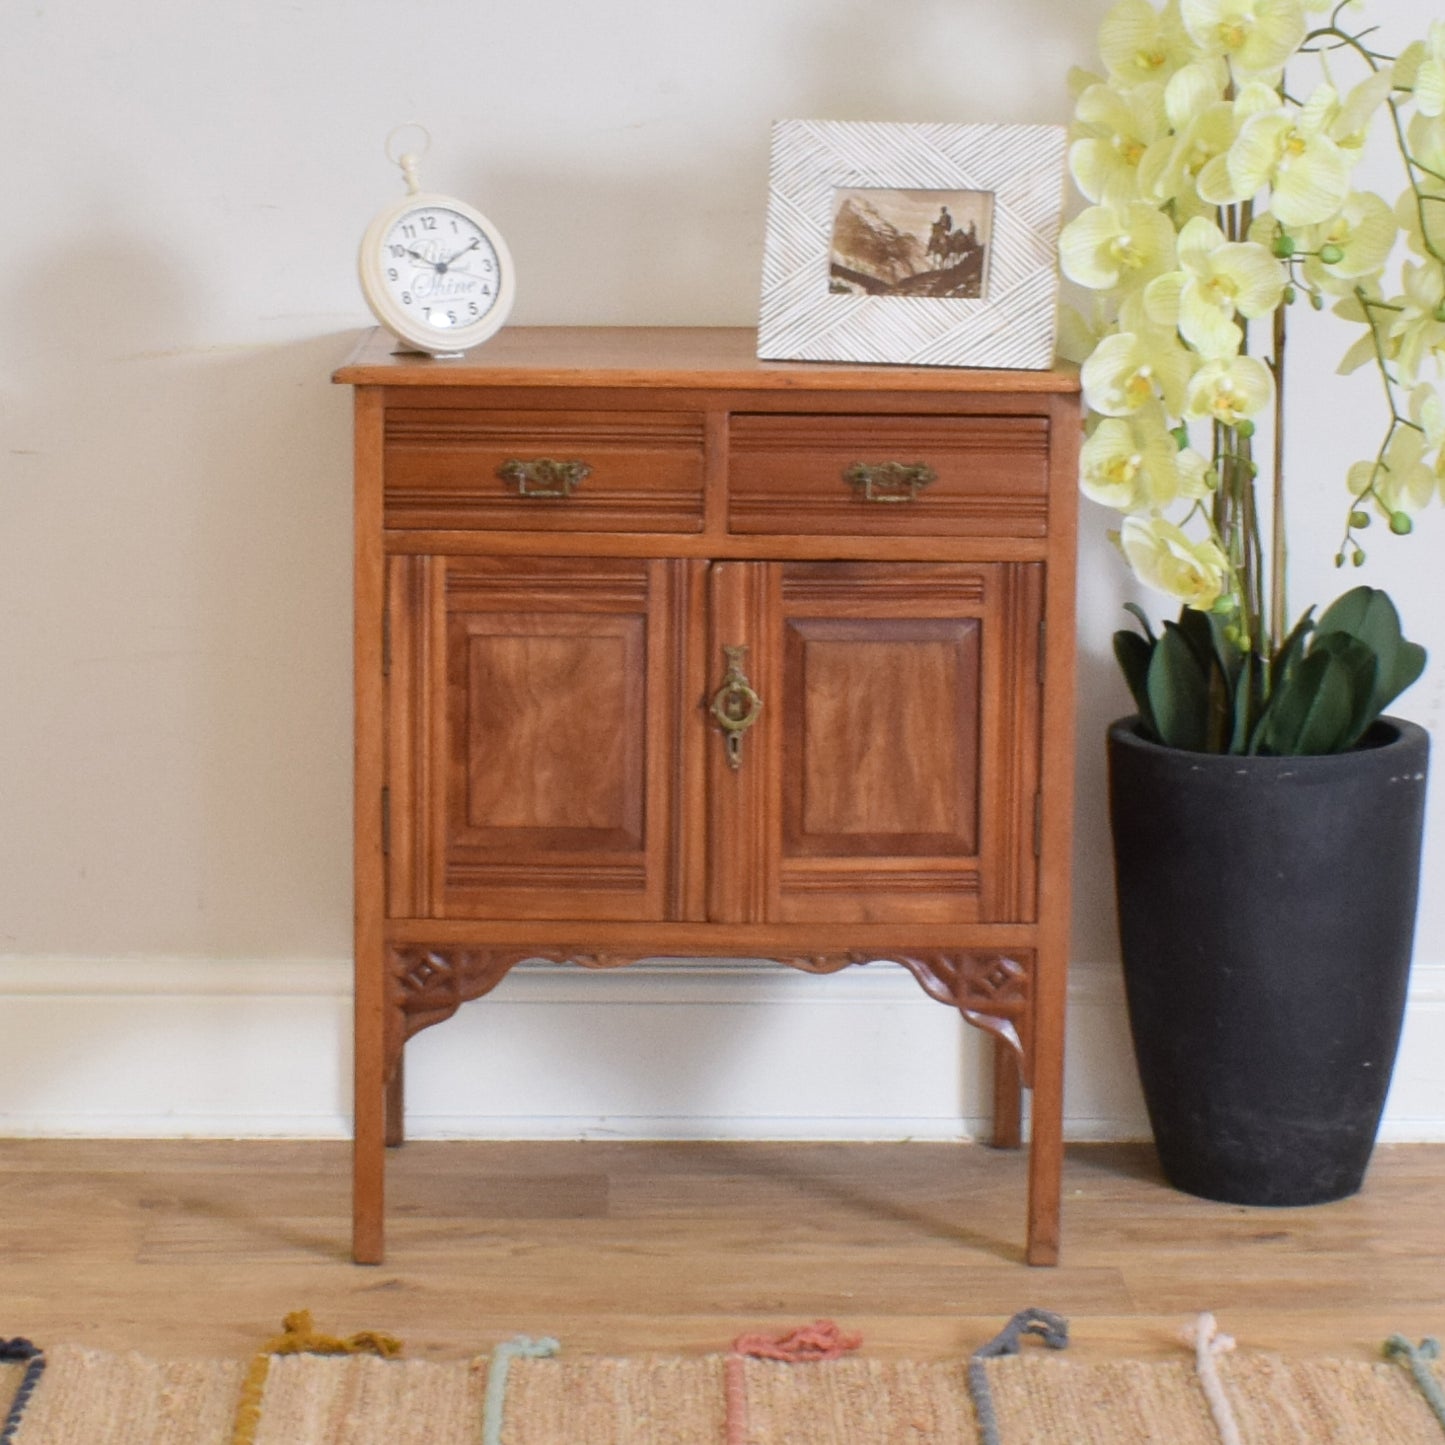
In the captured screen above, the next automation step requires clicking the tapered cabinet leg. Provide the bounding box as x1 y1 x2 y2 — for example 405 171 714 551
1025 1041 1064 1266
385 1053 405 1148
353 1038 386 1265
991 1039 1023 1150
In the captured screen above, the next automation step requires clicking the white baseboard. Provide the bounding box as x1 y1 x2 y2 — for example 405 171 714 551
0 955 1441 1142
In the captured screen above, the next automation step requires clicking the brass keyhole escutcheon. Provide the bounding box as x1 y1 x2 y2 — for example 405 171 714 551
709 645 762 770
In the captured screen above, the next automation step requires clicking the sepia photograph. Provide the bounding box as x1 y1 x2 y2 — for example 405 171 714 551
829 187 994 299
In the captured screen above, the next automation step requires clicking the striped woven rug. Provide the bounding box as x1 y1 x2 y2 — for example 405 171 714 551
3 1312 1443 1443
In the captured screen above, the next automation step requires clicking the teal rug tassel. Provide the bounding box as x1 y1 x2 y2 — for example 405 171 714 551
0 1339 45 1445
1385 1336 1445 1433
968 1309 1069 1445
482 1334 560 1445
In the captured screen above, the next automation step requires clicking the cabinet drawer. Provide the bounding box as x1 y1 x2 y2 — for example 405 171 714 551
727 413 1049 537
384 407 706 531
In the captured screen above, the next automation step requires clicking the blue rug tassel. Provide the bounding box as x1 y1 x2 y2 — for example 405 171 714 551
0 1339 46 1445
482 1335 559 1445
968 1309 1069 1445
1385 1336 1445 1433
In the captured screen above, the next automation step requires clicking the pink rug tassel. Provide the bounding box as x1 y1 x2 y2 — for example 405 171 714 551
724 1321 863 1445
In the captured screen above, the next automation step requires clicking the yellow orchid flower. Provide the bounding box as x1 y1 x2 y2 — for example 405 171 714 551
1099 0 1202 83
1082 329 1197 416
1138 64 1238 212
1395 22 1445 119
1296 191 1397 291
1223 83 1356 225
1071 81 1171 204
1391 259 1445 387
1144 216 1286 357
1081 405 1197 511
1348 426 1435 515
1179 0 1307 79
1329 69 1396 152
1192 81 1281 204
1119 515 1232 609
1060 200 1179 292
1184 355 1276 424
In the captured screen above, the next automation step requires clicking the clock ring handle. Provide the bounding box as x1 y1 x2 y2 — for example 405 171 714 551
498 458 592 499
385 123 432 194
709 645 763 771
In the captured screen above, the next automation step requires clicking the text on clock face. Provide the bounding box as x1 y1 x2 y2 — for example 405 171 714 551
383 208 501 327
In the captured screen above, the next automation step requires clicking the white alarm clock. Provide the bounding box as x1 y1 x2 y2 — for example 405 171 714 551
358 126 515 356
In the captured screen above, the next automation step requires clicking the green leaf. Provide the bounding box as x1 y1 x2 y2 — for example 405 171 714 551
1113 628 1158 737
1312 587 1427 720
1121 602 1157 644
1229 650 1262 755
1247 606 1316 754
1258 648 1368 756
1146 623 1212 751
1307 633 1381 750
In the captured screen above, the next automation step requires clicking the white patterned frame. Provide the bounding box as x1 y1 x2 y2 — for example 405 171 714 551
757 120 1068 370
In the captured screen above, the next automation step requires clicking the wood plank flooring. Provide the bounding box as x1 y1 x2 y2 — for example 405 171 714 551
0 1139 1440 1365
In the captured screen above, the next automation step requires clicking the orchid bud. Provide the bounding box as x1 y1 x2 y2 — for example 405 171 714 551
1390 511 1413 535
1318 243 1345 265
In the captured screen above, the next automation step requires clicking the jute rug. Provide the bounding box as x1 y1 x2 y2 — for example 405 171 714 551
3 1310 1443 1443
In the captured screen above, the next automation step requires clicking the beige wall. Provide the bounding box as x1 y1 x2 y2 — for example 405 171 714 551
0 1 1441 1137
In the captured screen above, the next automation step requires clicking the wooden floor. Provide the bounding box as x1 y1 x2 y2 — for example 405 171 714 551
0 1138 1440 1366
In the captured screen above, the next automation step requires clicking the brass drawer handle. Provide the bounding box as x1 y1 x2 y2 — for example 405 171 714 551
498 458 592 498
709 645 762 771
844 460 937 503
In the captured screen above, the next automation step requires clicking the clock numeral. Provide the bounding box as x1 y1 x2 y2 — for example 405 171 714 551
468 302 480 318
401 291 413 305
421 215 437 230
389 244 406 258
387 267 398 281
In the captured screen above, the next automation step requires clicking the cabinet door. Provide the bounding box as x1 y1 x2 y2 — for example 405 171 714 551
385 554 685 922
707 560 1043 925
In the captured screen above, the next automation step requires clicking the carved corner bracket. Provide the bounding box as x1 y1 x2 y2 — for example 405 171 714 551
383 946 636 1076
777 949 1035 1086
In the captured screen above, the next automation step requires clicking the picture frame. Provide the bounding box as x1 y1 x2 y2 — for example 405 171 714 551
757 119 1068 370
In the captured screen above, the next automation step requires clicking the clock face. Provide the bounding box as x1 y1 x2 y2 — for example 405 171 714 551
379 205 503 336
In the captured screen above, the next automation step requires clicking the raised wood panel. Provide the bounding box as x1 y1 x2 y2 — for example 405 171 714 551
384 408 705 532
728 413 1049 537
389 555 678 922
784 619 979 853
764 561 1041 926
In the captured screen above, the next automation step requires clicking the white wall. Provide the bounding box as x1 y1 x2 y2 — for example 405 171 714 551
1 1 1441 1141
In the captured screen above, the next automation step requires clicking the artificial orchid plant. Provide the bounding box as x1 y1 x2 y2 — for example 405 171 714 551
1061 0 1441 753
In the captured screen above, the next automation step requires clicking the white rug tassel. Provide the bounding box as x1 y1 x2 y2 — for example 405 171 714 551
1185 1312 1243 1445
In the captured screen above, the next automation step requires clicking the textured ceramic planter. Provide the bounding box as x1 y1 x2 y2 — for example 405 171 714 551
1107 716 1430 1206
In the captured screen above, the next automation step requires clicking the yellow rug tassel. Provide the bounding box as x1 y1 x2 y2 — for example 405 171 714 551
230 1310 404 1445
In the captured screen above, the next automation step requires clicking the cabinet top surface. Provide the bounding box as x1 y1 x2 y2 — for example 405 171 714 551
333 327 1080 395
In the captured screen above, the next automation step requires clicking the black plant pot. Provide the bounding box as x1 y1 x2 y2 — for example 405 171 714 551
1107 716 1430 1206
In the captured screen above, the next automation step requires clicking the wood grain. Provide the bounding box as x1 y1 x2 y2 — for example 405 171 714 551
0 1138 1439 1367
337 329 1081 1266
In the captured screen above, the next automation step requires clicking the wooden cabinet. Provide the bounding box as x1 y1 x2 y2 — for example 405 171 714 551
336 328 1081 1266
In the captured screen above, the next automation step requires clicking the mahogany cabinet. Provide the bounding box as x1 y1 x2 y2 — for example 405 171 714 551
335 327 1081 1266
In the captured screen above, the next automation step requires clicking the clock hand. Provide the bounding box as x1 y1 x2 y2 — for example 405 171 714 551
404 247 441 270
437 238 482 270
